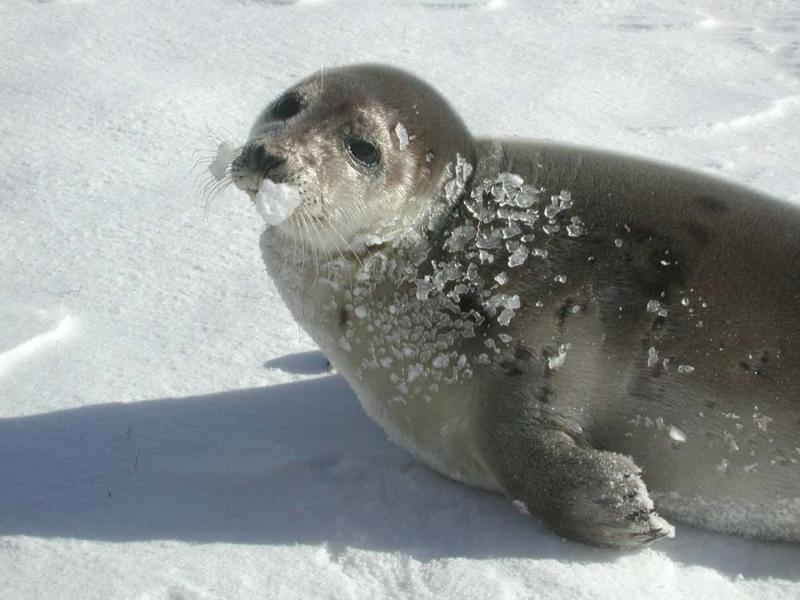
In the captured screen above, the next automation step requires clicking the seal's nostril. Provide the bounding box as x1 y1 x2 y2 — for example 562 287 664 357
251 145 286 177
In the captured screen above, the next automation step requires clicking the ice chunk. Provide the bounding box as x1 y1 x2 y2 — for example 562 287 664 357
497 309 514 326
443 223 477 252
502 223 522 239
508 245 529 267
476 230 502 250
496 172 524 188
432 261 462 290
548 343 571 370
486 293 521 311
432 354 449 368
254 179 302 226
566 216 586 237
443 154 473 203
415 278 435 301
647 347 659 368
514 185 540 208
395 122 409 150
668 425 687 443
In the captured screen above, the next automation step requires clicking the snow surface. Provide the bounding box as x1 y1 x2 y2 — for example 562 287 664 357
1 0 799 598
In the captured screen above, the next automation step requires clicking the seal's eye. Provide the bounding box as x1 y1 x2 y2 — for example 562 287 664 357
346 137 381 167
272 93 302 120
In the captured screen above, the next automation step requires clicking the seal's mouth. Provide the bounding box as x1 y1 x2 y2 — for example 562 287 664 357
231 143 287 194
247 178 303 227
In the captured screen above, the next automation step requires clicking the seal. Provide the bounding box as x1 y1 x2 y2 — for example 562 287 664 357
230 64 800 548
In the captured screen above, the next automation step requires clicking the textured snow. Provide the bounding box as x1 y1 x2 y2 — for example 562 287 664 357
1 0 800 599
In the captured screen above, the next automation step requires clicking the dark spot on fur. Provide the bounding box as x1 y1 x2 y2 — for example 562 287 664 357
651 315 667 330
739 359 765 376
537 382 553 404
694 194 729 214
681 220 712 247
338 308 348 328
626 229 686 298
499 359 524 376
514 342 534 361
498 342 534 377
556 297 573 326
457 291 482 315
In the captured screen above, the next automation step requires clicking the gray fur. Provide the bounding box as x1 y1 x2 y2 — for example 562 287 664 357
233 64 800 548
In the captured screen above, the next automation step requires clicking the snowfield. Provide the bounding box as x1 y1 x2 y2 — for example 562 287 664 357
1 0 799 598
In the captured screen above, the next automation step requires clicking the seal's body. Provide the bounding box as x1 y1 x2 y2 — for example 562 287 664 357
234 64 800 548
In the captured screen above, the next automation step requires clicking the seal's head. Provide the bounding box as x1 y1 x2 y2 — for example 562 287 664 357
232 64 475 253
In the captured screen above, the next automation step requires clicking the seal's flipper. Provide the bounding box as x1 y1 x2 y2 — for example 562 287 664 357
492 428 675 548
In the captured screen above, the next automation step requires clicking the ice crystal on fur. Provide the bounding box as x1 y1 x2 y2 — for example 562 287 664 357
395 122 410 150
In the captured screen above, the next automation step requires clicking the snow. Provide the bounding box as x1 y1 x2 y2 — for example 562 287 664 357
254 179 302 226
1 0 799 598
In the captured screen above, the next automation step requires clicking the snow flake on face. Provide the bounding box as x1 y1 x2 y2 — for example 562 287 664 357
547 343 571 370
566 215 586 237
395 122 410 151
753 407 773 433
647 346 660 368
443 154 473 205
668 425 687 443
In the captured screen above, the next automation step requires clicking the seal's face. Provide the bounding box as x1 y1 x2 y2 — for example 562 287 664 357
232 64 475 254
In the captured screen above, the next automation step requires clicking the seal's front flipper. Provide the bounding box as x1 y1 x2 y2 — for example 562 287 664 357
492 427 675 548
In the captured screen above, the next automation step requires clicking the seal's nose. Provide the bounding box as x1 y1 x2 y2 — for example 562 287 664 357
246 144 286 176
251 144 286 177
231 143 287 193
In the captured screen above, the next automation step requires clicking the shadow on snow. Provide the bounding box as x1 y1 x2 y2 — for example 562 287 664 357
0 353 797 579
